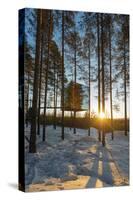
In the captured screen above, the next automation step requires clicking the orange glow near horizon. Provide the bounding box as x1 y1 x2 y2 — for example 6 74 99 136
99 112 105 119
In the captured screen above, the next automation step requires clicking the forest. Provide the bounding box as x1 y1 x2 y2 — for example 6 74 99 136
19 8 129 191
19 9 129 153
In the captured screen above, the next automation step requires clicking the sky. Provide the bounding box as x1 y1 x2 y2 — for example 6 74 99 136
25 8 129 119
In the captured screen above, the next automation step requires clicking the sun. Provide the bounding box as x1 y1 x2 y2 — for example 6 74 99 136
99 112 105 119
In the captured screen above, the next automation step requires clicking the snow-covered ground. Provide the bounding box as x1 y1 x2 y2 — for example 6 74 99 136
25 125 129 192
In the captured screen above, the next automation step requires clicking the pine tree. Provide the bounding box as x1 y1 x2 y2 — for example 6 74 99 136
43 10 53 141
101 14 105 146
29 10 42 153
108 15 114 140
61 11 65 139
114 15 129 136
97 13 101 141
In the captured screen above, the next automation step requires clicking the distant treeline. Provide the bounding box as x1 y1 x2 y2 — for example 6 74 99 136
27 115 129 132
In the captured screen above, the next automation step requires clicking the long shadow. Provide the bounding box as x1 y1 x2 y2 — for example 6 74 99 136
68 138 101 187
85 146 100 188
100 147 114 186
85 145 114 188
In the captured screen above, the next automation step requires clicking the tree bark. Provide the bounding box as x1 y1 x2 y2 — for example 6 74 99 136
73 28 77 134
101 14 105 146
53 61 56 129
97 13 101 141
61 11 65 140
29 10 42 153
88 43 91 136
109 18 114 140
43 11 52 141
26 71 30 127
123 33 127 136
37 13 45 135
54 72 58 130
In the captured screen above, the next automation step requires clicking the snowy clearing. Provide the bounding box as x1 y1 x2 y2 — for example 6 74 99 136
25 125 129 192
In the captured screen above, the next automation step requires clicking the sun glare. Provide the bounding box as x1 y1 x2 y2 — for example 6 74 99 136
99 112 105 119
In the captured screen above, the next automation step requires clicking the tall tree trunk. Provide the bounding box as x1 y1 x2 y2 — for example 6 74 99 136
88 43 91 136
101 14 105 146
26 71 30 127
61 11 65 140
53 61 56 129
37 15 45 135
55 72 58 130
109 18 114 140
73 29 77 134
43 11 52 141
29 10 42 153
29 98 32 108
97 13 101 141
37 45 42 135
123 34 127 136
70 68 74 131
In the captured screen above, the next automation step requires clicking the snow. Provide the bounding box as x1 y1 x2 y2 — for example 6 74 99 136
24 125 129 192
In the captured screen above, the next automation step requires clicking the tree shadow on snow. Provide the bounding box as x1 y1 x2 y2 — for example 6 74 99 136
85 146 114 188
